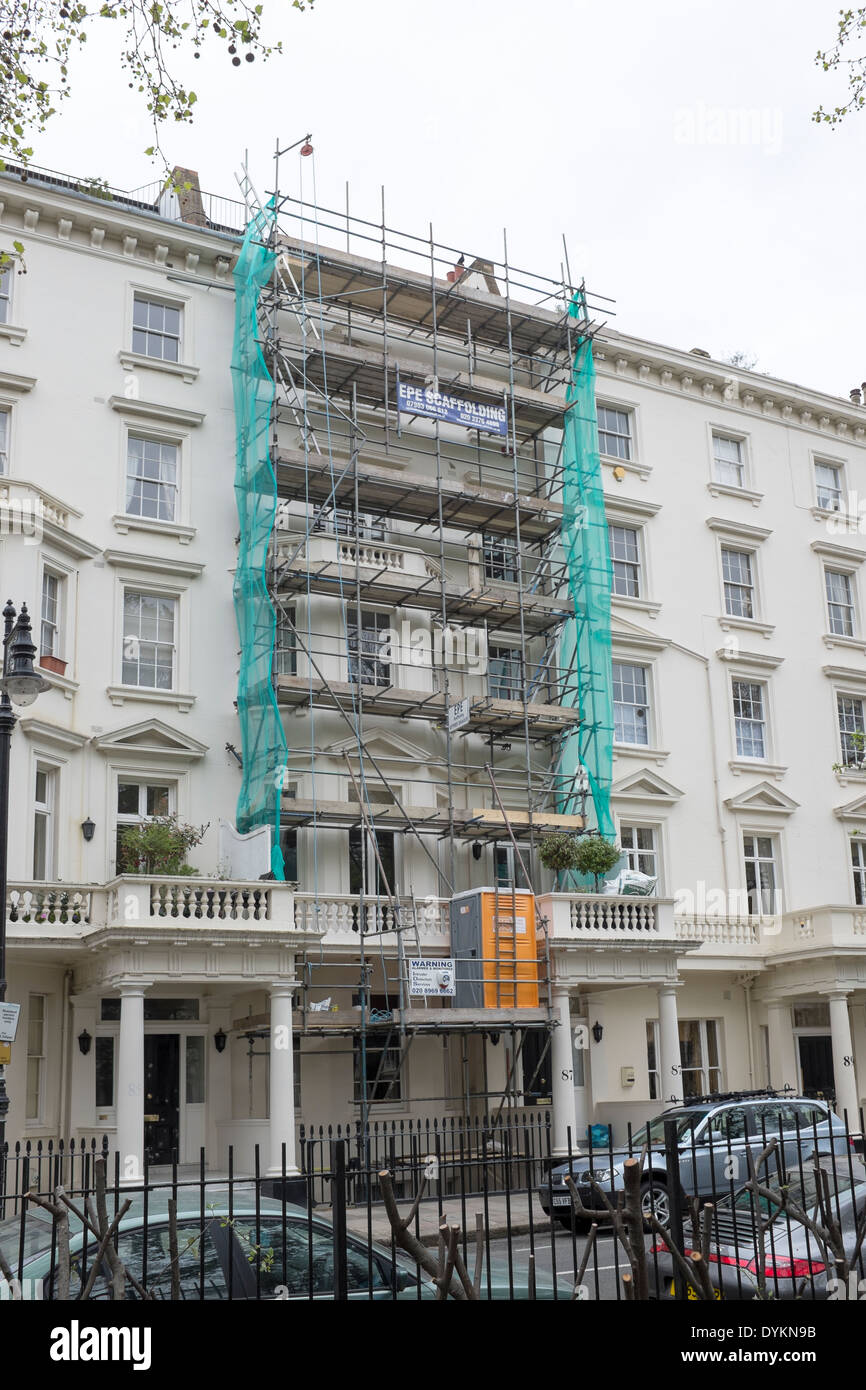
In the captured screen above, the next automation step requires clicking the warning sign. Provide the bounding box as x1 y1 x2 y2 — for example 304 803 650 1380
408 958 456 997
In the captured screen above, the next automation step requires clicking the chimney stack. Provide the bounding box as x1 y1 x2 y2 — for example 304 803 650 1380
170 167 207 227
851 388 862 405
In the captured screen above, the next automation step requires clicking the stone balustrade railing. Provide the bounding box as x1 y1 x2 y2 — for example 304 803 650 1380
293 893 450 940
10 882 866 959
674 915 761 946
107 876 297 925
338 539 405 571
0 478 79 532
538 892 673 938
7 884 95 926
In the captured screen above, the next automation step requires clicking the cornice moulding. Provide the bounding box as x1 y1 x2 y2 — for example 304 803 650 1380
108 395 205 428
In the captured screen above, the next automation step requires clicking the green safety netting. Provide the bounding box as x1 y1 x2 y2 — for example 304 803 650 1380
231 205 287 879
556 292 615 845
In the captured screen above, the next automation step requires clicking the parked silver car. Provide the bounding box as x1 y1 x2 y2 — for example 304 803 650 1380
540 1091 854 1227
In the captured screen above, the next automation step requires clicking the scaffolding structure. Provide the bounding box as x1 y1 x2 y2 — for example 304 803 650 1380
230 152 615 1125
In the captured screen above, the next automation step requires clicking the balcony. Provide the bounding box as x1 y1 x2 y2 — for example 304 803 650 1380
768 907 866 957
6 877 303 939
273 528 569 631
293 893 450 947
674 913 763 954
15 884 861 966
7 884 98 932
539 892 677 942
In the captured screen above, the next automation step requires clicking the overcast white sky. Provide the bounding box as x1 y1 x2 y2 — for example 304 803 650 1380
33 0 865 398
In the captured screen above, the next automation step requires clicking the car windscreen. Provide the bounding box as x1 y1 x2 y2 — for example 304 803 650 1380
630 1111 706 1150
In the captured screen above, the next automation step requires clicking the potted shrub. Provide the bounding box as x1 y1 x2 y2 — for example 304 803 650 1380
539 832 621 891
571 836 622 892
538 832 583 876
117 814 208 876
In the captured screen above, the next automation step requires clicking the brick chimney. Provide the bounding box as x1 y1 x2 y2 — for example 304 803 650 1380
170 167 207 227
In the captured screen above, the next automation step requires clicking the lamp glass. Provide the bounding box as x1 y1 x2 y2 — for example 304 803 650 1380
4 674 42 706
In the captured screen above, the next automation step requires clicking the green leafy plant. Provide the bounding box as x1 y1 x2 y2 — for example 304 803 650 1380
815 8 866 126
117 813 208 876
538 832 583 874
76 175 113 200
571 836 622 892
0 0 315 177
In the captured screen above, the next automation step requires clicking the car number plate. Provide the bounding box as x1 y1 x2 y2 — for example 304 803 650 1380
552 1194 571 1206
670 1279 722 1301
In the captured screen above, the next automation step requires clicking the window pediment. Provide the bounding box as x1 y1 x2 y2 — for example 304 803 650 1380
724 781 799 815
834 792 866 824
611 769 683 804
93 718 207 761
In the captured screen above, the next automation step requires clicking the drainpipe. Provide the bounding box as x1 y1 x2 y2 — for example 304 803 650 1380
669 639 730 899
59 967 72 1137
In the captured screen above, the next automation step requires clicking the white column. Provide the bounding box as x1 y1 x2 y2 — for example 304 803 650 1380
551 988 577 1155
767 1000 798 1094
116 982 149 1184
828 991 860 1128
268 982 299 1177
657 985 683 1106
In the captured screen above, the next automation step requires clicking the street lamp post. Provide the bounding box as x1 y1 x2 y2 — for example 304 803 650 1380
0 600 50 1165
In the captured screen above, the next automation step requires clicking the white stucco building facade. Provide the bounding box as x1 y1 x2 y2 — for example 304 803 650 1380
1 161 865 1179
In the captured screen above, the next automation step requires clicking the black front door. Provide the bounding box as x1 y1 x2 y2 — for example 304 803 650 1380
798 1034 835 1101
144 1034 180 1163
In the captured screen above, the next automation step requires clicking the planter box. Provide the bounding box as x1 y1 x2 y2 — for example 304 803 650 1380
39 654 67 675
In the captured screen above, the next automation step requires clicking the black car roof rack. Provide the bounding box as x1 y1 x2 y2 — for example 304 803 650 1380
680 1086 797 1107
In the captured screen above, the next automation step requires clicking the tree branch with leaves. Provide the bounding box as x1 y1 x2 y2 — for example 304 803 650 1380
815 7 866 126
0 0 315 175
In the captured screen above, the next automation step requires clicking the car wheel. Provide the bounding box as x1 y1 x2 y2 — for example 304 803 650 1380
640 1178 669 1227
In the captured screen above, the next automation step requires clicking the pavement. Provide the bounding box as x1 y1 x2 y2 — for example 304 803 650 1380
335 1192 554 1247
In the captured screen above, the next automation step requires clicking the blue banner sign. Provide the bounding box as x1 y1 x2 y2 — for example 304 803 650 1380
397 380 508 436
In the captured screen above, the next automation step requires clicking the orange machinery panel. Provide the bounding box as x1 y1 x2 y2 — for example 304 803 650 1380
479 890 538 1008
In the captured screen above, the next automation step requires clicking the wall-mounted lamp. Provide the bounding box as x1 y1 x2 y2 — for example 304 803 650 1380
214 1028 228 1054
471 841 483 860
489 1032 500 1046
591 1021 604 1044
81 817 95 842
78 1029 92 1056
